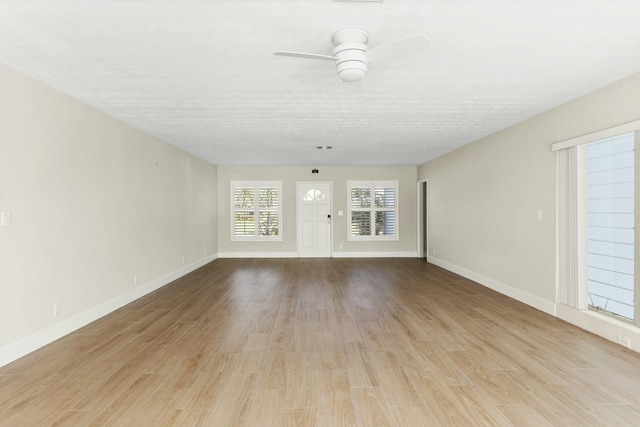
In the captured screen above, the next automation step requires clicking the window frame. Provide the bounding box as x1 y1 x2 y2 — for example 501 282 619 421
231 181 282 241
347 180 399 241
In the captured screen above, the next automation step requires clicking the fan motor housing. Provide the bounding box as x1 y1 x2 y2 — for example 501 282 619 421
333 43 368 82
330 28 370 82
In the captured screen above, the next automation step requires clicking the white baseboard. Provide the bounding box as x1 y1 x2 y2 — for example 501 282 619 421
0 254 218 368
218 252 298 258
218 251 418 259
427 256 556 316
556 304 640 353
332 251 418 258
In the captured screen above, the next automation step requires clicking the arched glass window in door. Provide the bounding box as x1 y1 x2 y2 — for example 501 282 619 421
303 189 327 201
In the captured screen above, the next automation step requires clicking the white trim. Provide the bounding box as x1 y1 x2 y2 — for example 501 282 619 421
332 251 418 258
428 256 556 316
218 251 298 258
0 254 218 368
556 304 640 354
220 251 418 258
551 118 640 151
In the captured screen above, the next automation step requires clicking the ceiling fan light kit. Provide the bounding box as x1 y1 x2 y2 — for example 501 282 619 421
274 27 429 83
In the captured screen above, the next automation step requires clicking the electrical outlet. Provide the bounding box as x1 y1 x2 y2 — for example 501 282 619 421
617 336 631 348
53 303 61 317
134 274 138 285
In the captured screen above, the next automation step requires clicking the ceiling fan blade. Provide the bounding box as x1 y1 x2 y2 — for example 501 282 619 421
274 51 338 61
364 34 430 62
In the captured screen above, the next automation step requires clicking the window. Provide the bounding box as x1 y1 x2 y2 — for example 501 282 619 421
586 133 635 320
231 181 282 241
554 123 640 325
303 189 326 201
348 181 398 240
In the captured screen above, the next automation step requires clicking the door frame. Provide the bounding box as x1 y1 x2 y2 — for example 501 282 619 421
416 179 429 259
296 181 334 257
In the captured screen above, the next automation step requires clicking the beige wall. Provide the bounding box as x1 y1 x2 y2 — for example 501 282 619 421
0 63 217 365
418 71 640 310
217 166 417 257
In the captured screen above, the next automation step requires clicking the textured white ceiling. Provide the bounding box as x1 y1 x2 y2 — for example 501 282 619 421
1 0 640 166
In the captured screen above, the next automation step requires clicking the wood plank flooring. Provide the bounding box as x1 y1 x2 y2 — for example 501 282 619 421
1 258 640 426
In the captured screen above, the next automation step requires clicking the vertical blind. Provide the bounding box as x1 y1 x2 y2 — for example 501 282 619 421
557 146 586 309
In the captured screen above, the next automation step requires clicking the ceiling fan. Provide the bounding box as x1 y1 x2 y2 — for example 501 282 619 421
274 28 430 82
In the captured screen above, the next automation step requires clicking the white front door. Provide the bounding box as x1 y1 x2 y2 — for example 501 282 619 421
297 182 332 257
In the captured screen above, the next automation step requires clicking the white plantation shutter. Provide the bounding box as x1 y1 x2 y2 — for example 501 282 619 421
374 186 396 236
348 181 398 240
350 186 371 237
231 181 282 240
258 186 279 236
351 211 371 236
375 211 395 236
234 186 256 236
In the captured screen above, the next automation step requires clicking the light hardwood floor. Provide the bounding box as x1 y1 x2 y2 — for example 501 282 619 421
1 258 640 426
